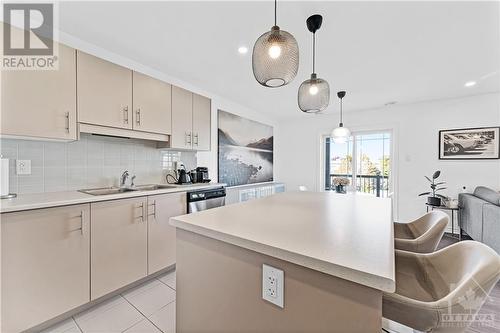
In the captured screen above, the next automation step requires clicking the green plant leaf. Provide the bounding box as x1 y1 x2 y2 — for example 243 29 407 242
435 187 447 191
432 170 441 179
425 176 432 183
434 182 446 186
436 194 448 199
418 192 431 196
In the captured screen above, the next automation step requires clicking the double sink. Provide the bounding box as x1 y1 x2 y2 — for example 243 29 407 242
79 184 178 196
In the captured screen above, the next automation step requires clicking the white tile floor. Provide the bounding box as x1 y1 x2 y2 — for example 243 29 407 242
42 270 176 333
42 268 409 333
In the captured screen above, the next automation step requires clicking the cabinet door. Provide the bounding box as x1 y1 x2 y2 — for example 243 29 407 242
1 204 90 332
171 86 193 149
91 197 147 300
192 93 211 151
147 192 186 274
77 51 132 129
132 72 172 135
1 43 77 140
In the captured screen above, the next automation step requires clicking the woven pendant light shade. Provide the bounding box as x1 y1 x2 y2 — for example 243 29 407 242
252 26 299 87
298 73 330 113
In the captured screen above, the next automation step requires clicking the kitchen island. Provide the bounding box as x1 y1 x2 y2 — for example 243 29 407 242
170 191 395 332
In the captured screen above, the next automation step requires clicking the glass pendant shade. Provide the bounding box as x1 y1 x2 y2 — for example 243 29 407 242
332 125 351 143
298 73 330 113
252 26 299 87
331 91 350 143
298 14 329 113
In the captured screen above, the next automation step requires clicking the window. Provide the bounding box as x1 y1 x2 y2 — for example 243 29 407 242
325 131 392 197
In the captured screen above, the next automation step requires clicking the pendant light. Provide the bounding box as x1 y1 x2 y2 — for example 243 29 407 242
298 14 330 113
252 0 299 87
332 91 351 143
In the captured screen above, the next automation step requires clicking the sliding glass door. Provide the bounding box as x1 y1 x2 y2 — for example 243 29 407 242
325 131 392 197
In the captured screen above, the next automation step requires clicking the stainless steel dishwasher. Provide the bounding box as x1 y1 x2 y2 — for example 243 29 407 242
187 187 226 213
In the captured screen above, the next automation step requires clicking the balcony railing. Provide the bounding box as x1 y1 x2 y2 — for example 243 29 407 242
329 173 389 197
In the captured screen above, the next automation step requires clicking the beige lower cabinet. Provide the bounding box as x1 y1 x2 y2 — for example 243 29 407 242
147 192 186 274
1 204 90 333
91 197 148 300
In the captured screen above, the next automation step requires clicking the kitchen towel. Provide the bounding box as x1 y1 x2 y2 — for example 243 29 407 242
1 158 9 196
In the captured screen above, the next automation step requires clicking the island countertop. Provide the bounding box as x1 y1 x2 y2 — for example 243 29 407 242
170 191 396 293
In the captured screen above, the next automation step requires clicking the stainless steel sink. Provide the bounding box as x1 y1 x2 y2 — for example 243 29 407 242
79 184 178 196
132 184 178 191
78 187 138 196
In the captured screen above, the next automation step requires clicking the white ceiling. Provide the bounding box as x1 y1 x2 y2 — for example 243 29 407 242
58 1 500 120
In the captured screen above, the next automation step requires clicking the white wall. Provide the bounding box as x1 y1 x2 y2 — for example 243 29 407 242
275 93 500 222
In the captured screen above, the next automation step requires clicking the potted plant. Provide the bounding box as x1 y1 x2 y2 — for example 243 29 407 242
418 170 447 206
332 177 350 194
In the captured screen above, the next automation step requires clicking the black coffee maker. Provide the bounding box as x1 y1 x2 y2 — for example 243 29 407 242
189 167 210 183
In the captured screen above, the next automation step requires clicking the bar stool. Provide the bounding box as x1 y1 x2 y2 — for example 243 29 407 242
383 241 500 332
394 211 448 253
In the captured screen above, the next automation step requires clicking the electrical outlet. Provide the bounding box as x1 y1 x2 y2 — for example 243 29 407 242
262 264 284 308
16 160 31 175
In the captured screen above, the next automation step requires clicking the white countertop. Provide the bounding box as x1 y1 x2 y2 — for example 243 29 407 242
0 183 225 213
171 191 396 293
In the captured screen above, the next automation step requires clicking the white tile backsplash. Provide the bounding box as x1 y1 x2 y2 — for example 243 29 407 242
0 134 197 194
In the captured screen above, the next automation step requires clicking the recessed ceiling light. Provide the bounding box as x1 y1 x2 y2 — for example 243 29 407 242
464 81 477 87
238 46 248 54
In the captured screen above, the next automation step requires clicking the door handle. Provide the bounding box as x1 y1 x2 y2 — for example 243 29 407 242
65 112 70 134
123 106 129 124
136 108 141 126
135 203 145 222
148 200 157 220
80 210 85 235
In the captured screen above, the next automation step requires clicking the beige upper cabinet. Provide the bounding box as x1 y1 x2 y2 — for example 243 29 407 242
1 43 77 140
132 71 172 135
171 86 212 151
77 51 132 129
171 85 194 149
1 204 90 333
147 192 186 274
90 197 148 300
192 93 211 151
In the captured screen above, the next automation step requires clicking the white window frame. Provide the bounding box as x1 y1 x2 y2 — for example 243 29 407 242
318 123 400 221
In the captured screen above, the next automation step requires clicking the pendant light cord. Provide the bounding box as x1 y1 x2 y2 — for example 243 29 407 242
312 33 316 74
274 0 277 26
340 98 343 124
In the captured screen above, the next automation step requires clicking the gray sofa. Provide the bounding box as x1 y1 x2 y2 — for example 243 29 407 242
459 186 500 254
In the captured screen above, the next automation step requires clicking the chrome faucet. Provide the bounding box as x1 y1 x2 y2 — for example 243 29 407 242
130 175 136 187
120 170 129 188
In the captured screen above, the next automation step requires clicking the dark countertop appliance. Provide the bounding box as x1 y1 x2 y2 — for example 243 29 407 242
190 167 210 184
187 187 226 213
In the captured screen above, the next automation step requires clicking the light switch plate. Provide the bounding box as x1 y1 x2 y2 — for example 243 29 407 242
16 160 31 175
262 264 284 308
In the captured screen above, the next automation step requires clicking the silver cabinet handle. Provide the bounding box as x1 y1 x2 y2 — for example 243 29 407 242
148 200 156 220
80 210 85 235
65 112 70 134
186 132 192 145
123 106 129 124
136 108 141 126
194 133 199 145
135 202 145 222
